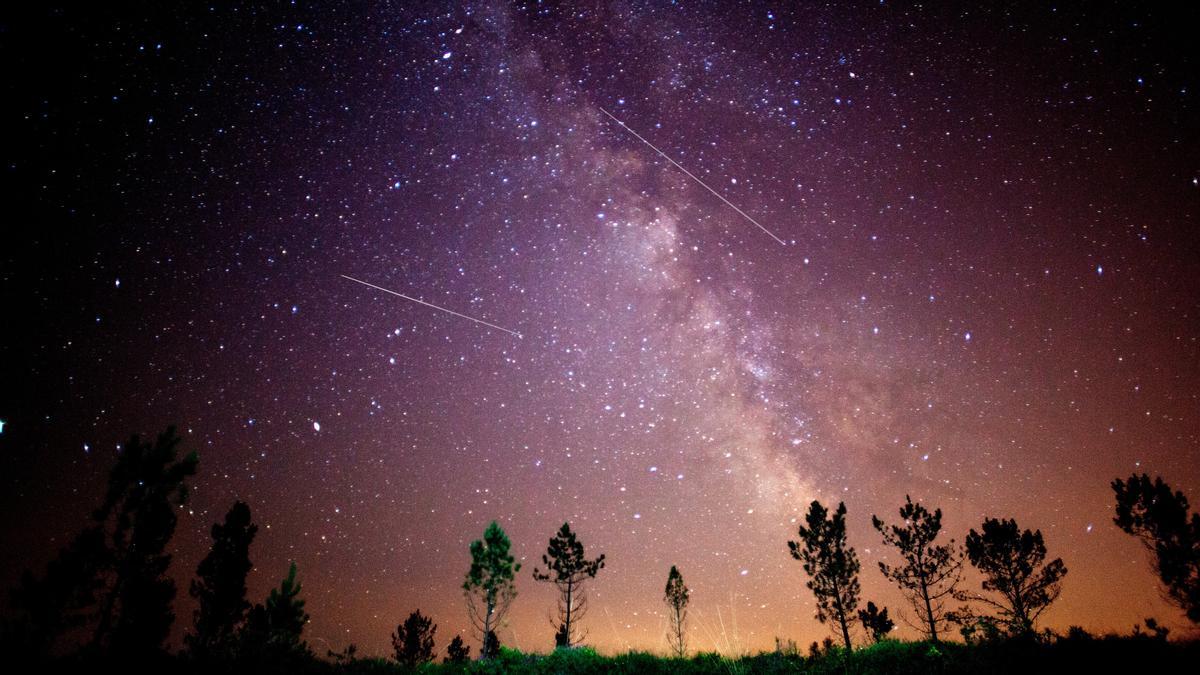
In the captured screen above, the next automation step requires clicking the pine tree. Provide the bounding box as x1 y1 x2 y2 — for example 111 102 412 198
872 496 962 642
239 562 311 663
444 635 470 663
532 522 605 648
857 601 894 643
664 565 690 658
463 521 520 659
187 501 257 661
392 609 436 666
92 427 198 658
327 644 358 664
11 427 197 661
956 518 1067 636
481 630 500 659
10 526 108 659
1112 474 1200 624
788 500 860 650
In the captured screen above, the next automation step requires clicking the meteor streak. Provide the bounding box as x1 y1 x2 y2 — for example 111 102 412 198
598 107 788 246
340 274 522 338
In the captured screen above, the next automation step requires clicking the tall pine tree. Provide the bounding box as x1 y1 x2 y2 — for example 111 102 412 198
789 500 860 650
187 501 257 660
1112 474 1200 624
956 518 1067 636
872 496 962 642
10 427 196 662
92 427 198 658
463 521 520 658
12 427 197 663
238 562 311 664
532 522 605 648
663 565 690 658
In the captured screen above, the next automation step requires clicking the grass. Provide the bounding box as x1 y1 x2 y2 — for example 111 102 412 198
321 635 1199 675
31 634 1197 674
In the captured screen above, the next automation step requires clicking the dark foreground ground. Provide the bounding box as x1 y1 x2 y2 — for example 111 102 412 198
368 638 1195 674
33 635 1200 674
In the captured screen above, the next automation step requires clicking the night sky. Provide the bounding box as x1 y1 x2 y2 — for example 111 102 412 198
2 1 1198 658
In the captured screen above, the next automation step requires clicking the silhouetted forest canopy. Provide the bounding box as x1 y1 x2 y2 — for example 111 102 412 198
2 426 1198 673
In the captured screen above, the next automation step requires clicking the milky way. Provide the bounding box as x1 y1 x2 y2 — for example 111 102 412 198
2 1 1198 657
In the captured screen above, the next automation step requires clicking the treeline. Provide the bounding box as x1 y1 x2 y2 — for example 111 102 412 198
2 425 1198 671
785 474 1200 652
0 428 315 670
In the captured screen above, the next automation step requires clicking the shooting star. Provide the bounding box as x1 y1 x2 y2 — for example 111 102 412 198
598 106 788 246
340 274 522 339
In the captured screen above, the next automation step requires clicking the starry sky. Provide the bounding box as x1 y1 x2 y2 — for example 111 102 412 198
2 0 1198 658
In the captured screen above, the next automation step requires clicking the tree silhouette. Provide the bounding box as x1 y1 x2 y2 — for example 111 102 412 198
391 609 436 666
481 630 500 659
463 521 520 659
187 501 257 661
11 427 197 661
91 427 198 658
238 562 311 664
553 624 569 648
1131 617 1170 641
807 637 836 659
532 522 606 648
663 565 690 658
11 526 108 659
955 518 1067 636
1112 474 1200 624
857 601 894 643
872 495 962 642
327 643 358 664
788 500 860 650
444 634 470 663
